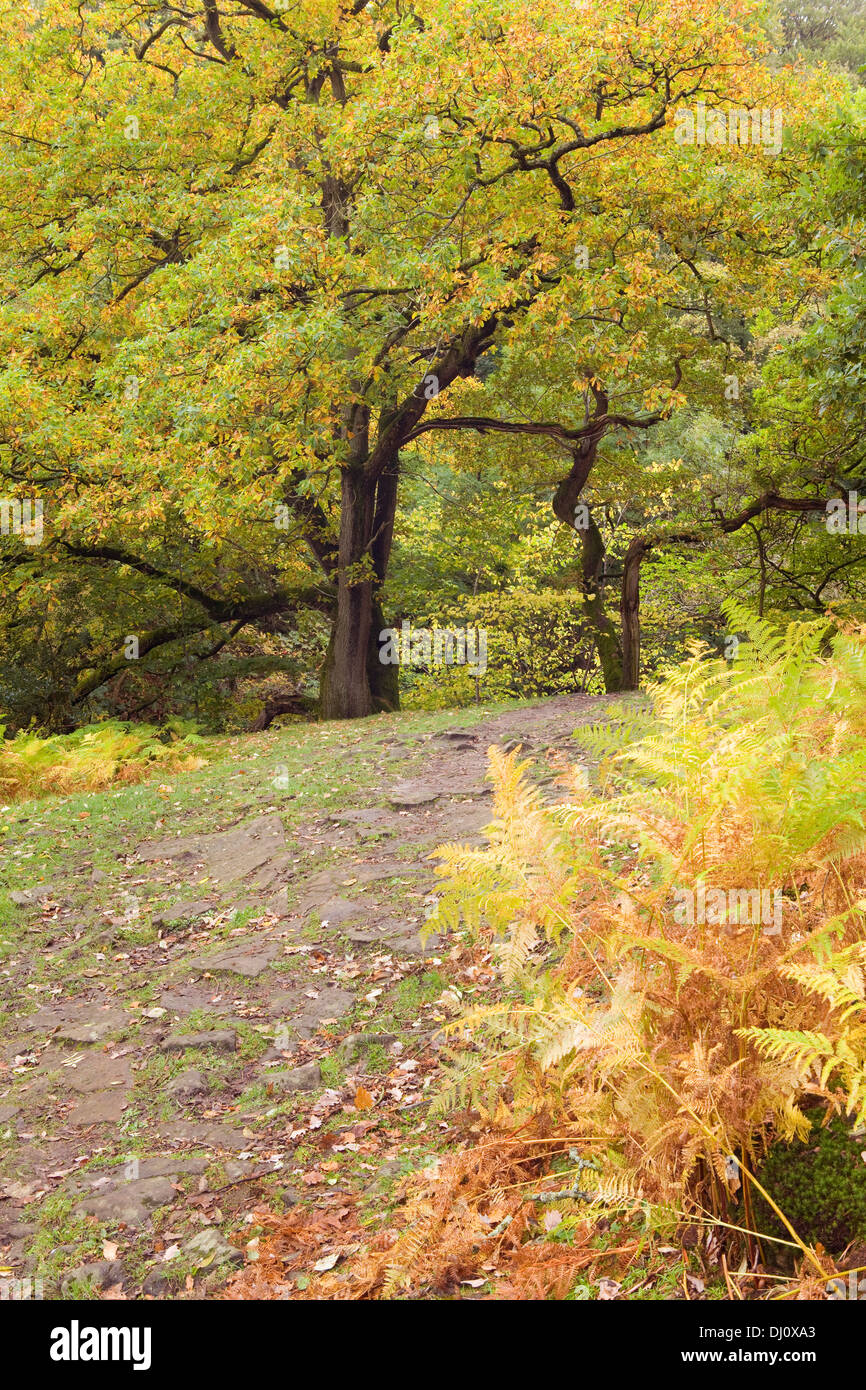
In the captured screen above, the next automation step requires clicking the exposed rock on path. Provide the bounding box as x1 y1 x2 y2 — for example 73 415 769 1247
0 692 608 1297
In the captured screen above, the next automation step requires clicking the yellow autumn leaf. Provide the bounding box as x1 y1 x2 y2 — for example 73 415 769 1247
354 1085 374 1111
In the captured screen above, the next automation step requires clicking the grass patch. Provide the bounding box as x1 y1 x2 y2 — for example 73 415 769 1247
26 1194 107 1286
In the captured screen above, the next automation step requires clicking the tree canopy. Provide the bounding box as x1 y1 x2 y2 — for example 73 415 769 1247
0 0 859 728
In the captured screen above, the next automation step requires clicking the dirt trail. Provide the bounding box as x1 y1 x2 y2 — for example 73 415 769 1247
0 694 610 1297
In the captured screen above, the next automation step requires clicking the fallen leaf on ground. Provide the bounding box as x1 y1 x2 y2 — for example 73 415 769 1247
313 1253 340 1273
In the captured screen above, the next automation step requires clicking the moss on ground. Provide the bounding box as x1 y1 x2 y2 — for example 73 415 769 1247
753 1114 866 1254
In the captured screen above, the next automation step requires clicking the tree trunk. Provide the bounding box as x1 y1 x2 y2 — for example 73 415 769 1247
550 392 627 691
318 318 498 719
620 536 651 691
553 471 624 692
320 467 376 719
319 454 402 719
578 512 624 692
367 594 399 710
367 454 400 711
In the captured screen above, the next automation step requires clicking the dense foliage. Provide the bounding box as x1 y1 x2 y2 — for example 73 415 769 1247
2 0 862 730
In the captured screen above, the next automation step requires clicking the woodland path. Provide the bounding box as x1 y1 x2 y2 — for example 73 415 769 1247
0 693 614 1298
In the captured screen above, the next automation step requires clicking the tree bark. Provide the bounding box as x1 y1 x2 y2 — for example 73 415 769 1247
367 454 400 710
320 321 498 719
368 593 399 710
320 465 376 718
319 447 402 717
620 536 651 690
578 512 624 691
550 387 626 690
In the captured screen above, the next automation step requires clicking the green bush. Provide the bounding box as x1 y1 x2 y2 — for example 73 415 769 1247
399 590 603 709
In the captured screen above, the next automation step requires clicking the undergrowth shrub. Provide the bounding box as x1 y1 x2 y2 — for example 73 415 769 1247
400 590 602 709
427 603 866 1264
0 719 207 801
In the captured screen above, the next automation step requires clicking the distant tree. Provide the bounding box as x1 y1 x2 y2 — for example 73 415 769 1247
777 0 866 79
